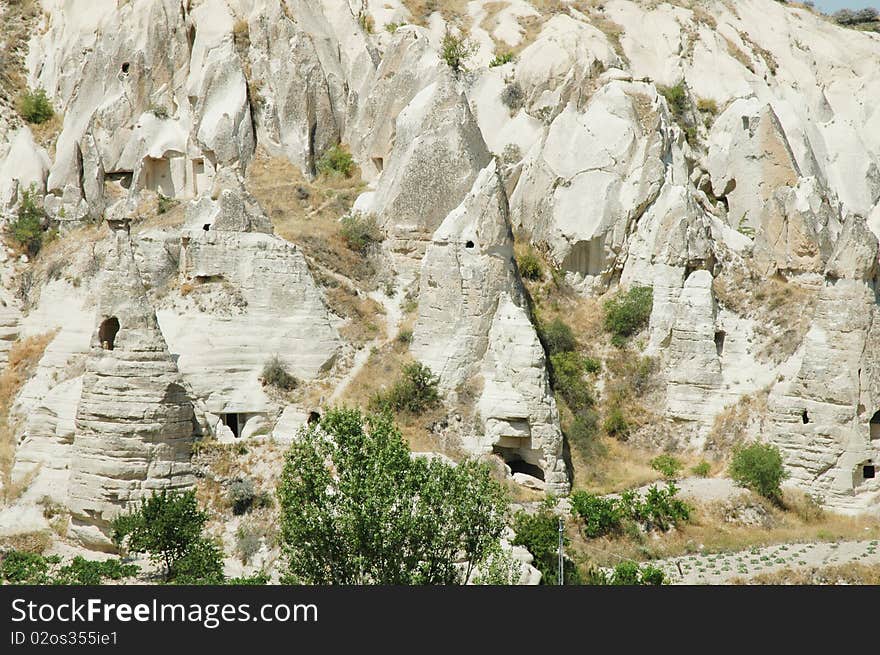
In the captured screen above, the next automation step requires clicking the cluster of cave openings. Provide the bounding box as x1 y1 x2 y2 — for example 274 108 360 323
99 317 120 351
493 446 545 481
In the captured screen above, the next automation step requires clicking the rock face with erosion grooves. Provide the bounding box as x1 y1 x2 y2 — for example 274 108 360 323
67 223 195 549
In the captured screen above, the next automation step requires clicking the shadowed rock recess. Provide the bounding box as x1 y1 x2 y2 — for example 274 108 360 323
1 0 880 561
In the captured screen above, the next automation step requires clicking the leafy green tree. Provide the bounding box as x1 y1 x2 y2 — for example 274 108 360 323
277 408 509 584
729 442 787 501
170 538 225 584
112 489 216 580
511 509 581 585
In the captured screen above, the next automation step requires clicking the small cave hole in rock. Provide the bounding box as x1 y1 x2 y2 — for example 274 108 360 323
714 331 726 358
307 411 321 425
372 157 384 173
865 464 876 480
802 409 810 424
870 410 880 440
221 413 241 439
98 317 120 351
203 224 210 231
465 240 475 249
121 62 130 74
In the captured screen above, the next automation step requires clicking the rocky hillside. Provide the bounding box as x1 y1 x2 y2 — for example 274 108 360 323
1 0 879 562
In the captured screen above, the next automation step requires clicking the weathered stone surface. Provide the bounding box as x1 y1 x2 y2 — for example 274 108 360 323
155 189 339 416
475 295 569 495
509 80 672 290
68 228 195 549
362 75 491 263
412 162 522 389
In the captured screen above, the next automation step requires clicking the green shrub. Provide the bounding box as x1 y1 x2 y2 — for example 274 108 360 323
729 442 787 501
0 552 138 585
658 81 696 142
638 483 691 531
566 410 604 460
541 317 578 355
385 22 404 33
9 186 46 256
53 557 139 585
511 510 580 585
18 88 54 124
149 105 170 120
261 355 298 391
691 460 711 477
603 286 653 344
570 491 622 538
228 478 256 515
157 193 178 214
517 250 543 281
0 551 53 584
582 357 601 374
650 454 683 479
490 52 515 67
550 352 594 411
441 30 477 74
369 362 441 415
339 213 383 253
587 561 665 585
316 144 355 177
603 406 629 439
397 328 413 344
500 82 525 112
570 482 689 538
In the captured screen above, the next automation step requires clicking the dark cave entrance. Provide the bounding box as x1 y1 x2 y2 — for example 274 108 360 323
494 446 545 481
870 410 880 440
221 413 241 439
99 317 120 350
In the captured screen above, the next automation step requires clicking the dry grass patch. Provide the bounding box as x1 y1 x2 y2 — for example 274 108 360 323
0 530 52 555
0 332 56 494
713 267 817 363
401 0 471 26
705 391 769 458
322 283 386 346
246 149 375 288
732 562 880 585
0 0 41 103
335 341 462 457
569 489 880 568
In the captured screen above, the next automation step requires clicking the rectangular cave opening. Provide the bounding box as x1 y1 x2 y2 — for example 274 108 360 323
492 446 545 481
865 465 876 480
220 413 241 439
